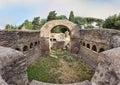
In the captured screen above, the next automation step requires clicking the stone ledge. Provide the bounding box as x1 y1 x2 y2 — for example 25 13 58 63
0 46 24 69
30 80 91 85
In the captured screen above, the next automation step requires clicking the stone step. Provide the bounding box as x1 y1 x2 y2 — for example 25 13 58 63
30 80 91 85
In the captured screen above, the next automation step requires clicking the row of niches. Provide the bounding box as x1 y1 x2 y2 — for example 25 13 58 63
80 41 105 53
14 41 40 52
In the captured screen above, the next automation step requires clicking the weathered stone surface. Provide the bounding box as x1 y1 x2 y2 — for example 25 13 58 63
0 30 41 65
0 46 28 85
92 47 120 85
40 20 80 38
79 29 120 68
0 25 120 85
40 20 80 54
0 76 8 85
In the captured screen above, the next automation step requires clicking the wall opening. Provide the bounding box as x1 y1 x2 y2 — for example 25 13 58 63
99 48 105 52
23 45 28 51
92 45 97 52
15 48 21 51
87 44 90 48
53 38 56 42
83 42 85 46
30 43 33 48
51 25 70 34
34 42 37 46
50 25 71 50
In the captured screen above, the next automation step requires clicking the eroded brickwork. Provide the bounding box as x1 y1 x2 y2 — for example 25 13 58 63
0 20 120 85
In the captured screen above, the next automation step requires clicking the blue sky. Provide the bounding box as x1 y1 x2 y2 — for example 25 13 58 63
0 0 120 29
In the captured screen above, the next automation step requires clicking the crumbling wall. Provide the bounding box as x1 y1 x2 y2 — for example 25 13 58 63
92 47 120 85
79 29 120 68
0 30 41 65
0 46 28 85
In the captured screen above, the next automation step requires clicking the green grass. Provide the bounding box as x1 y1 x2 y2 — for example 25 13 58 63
27 48 95 83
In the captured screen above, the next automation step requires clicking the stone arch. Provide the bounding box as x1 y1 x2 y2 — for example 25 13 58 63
92 45 97 52
87 43 90 48
51 25 71 34
30 42 33 48
99 48 105 52
40 20 80 38
23 45 28 52
40 20 80 54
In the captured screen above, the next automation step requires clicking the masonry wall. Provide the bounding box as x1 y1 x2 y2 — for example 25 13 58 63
79 29 120 68
0 30 41 65
0 29 120 85
0 46 28 85
79 45 99 68
91 47 120 85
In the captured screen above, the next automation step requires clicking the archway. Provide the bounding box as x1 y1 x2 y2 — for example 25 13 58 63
92 45 97 52
50 25 71 49
99 48 105 52
87 43 90 48
40 20 80 55
23 45 28 52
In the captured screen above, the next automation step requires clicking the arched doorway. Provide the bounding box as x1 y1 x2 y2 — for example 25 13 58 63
40 20 80 55
99 48 105 52
87 43 90 48
23 45 28 52
50 25 71 50
92 45 97 52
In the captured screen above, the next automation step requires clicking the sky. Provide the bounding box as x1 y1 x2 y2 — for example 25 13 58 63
0 0 120 29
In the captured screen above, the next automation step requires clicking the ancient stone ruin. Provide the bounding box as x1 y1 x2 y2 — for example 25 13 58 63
0 20 120 85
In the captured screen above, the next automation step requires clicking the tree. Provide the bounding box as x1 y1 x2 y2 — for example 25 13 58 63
86 24 94 29
47 11 57 21
5 24 11 30
40 19 47 27
56 15 67 20
103 14 120 30
69 11 75 23
32 17 40 30
23 20 32 30
75 16 87 27
5 24 18 30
